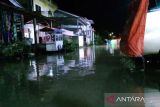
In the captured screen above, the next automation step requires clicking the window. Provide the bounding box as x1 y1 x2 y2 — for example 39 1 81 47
56 35 58 41
48 10 52 17
51 34 55 41
35 5 41 12
60 36 63 41
59 35 62 41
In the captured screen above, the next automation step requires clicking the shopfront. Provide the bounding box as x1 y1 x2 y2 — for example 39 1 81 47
0 1 24 44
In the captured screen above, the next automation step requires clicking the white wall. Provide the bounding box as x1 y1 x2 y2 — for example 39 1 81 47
144 9 160 54
33 0 57 17
24 24 45 44
78 36 84 47
83 24 94 44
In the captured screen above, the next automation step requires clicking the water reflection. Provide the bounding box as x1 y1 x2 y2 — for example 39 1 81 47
105 39 120 55
1 46 160 107
104 39 160 107
28 47 96 81
144 88 160 107
144 73 160 107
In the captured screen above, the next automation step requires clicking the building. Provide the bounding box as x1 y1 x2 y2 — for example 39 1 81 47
20 0 57 44
0 0 24 44
54 9 95 47
17 0 57 16
18 0 64 51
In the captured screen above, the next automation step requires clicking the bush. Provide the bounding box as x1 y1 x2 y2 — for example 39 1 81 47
2 41 25 57
63 38 78 52
95 34 104 45
120 57 136 71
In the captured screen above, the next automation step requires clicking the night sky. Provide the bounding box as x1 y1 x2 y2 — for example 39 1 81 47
54 0 130 34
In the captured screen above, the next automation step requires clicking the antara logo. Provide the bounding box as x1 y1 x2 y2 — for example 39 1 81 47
106 95 116 104
116 97 145 102
106 96 145 104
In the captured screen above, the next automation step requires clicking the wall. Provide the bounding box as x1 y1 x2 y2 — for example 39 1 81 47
144 9 160 55
24 24 46 44
33 0 57 17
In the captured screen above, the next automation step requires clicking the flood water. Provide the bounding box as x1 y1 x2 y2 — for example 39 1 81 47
0 41 160 107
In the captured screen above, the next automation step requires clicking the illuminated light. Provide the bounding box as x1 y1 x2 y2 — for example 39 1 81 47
78 36 84 47
147 61 149 63
48 69 53 77
79 48 84 59
110 40 118 49
111 40 116 49
144 9 160 54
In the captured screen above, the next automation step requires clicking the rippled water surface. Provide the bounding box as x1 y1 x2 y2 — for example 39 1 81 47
0 43 160 107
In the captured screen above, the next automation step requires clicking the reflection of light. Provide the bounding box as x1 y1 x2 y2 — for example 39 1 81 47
67 60 75 67
30 60 37 72
24 33 28 38
78 70 95 77
86 47 91 57
144 88 160 107
47 55 64 65
57 56 64 65
144 10 160 54
106 39 120 54
79 48 84 59
106 45 109 51
109 47 114 54
111 40 116 49
28 60 38 81
48 69 53 77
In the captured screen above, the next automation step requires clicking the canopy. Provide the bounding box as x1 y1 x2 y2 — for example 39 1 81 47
9 0 23 8
0 0 23 8
61 29 74 36
39 27 55 32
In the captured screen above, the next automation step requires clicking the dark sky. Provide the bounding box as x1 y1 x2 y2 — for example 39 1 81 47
54 0 130 34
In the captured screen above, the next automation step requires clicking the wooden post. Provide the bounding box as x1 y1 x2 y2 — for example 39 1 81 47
33 18 37 45
30 0 38 52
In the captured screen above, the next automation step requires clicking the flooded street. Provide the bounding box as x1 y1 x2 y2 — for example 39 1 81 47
0 42 160 107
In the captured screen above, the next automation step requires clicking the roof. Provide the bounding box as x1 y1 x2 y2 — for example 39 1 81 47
0 0 23 8
54 9 94 25
9 0 23 8
0 1 55 24
39 27 54 32
55 9 80 18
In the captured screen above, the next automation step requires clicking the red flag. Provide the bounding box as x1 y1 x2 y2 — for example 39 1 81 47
120 0 149 57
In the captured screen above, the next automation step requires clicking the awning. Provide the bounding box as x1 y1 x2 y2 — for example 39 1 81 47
39 27 73 36
0 1 24 11
0 0 22 8
39 27 55 32
9 0 23 8
0 1 55 23
61 29 74 36
25 20 50 26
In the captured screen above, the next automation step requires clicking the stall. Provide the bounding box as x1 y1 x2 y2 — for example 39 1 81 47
39 27 63 51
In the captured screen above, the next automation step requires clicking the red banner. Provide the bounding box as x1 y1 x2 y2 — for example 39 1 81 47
120 0 149 57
